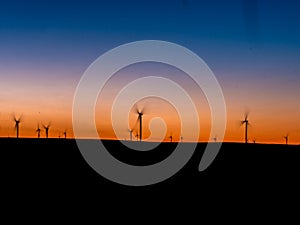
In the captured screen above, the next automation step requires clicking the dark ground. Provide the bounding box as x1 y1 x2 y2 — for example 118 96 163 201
1 138 299 220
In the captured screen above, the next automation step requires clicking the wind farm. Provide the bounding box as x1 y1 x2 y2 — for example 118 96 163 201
1 0 300 212
2 107 298 192
0 108 298 145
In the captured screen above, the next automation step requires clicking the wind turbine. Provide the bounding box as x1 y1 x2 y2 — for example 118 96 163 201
13 115 22 139
169 133 173 143
128 129 133 141
241 112 250 144
63 130 67 139
43 122 51 138
284 134 289 145
134 105 146 142
36 123 41 138
138 111 143 141
135 132 139 141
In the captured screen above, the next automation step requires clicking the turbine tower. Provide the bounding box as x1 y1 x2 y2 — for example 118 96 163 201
284 134 289 145
63 130 67 139
13 115 22 139
128 129 133 141
134 105 146 142
43 122 51 138
36 124 41 138
138 111 143 141
135 133 139 141
241 112 250 144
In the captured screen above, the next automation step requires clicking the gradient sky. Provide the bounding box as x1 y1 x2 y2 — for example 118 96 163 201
0 0 300 143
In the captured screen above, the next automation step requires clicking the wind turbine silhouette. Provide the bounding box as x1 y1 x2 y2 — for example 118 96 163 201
43 122 51 138
169 133 173 143
241 112 250 144
284 134 289 145
135 132 139 141
13 115 22 139
36 123 41 138
134 105 146 142
63 130 67 139
128 129 133 141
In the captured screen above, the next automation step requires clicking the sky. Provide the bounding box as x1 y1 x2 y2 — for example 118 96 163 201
0 0 300 143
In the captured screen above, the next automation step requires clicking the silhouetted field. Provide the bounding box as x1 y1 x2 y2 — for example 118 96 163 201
2 138 300 215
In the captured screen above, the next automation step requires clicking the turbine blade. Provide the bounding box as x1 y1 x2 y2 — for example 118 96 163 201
133 104 139 114
133 117 139 129
134 103 148 114
140 105 145 114
141 102 150 114
12 113 16 121
244 108 250 119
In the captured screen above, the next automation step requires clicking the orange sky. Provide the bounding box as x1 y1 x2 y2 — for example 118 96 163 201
1 62 299 145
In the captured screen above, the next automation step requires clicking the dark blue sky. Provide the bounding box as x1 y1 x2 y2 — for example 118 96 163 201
1 0 300 74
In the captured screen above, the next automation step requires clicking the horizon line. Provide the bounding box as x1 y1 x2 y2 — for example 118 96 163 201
0 137 299 146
